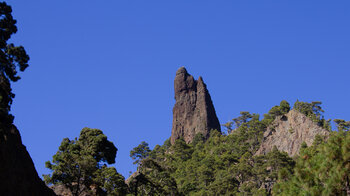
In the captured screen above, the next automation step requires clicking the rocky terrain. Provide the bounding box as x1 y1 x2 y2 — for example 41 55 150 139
170 67 221 144
256 109 330 156
0 66 335 196
0 124 55 195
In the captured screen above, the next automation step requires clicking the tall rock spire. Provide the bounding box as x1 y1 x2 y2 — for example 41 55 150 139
170 67 220 144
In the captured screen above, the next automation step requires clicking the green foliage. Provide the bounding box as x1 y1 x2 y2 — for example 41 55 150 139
2 4 343 195
78 128 117 164
0 2 30 125
293 100 317 117
0 2 29 81
293 100 331 130
262 100 290 126
42 100 340 195
130 141 151 166
233 111 253 128
128 159 179 196
334 119 350 132
133 100 347 195
133 103 299 195
94 166 128 196
223 111 260 135
192 133 205 146
274 131 350 195
221 121 233 134
44 128 127 196
279 100 291 114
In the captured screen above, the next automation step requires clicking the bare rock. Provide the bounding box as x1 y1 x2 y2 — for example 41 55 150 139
255 109 330 156
125 171 140 186
50 185 73 196
0 124 56 195
170 67 220 144
50 184 101 196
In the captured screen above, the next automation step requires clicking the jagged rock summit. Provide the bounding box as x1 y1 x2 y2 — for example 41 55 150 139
170 67 221 144
256 109 330 157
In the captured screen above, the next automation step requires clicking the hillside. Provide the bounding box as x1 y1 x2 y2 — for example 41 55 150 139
2 1 350 195
256 109 330 157
44 67 348 195
124 68 349 195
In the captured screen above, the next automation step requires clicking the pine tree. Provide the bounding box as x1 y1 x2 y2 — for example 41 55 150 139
0 2 30 126
44 128 127 196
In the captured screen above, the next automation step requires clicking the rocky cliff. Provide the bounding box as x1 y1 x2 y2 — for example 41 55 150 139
0 124 56 195
0 74 55 195
170 67 220 144
255 109 330 157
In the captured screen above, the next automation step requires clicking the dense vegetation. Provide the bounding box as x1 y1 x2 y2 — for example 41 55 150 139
0 1 29 128
128 101 290 195
125 101 349 195
44 128 128 196
43 100 349 195
2 2 349 195
130 129 294 195
274 131 350 195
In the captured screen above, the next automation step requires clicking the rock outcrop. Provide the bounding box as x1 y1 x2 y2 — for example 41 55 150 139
50 184 101 196
255 109 330 157
0 124 56 195
50 185 73 196
170 67 220 144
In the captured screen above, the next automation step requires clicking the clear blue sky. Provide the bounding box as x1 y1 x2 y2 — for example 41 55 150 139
5 0 350 178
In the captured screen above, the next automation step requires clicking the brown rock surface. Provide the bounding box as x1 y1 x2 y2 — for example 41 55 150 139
170 67 220 144
50 185 73 196
50 184 100 196
255 109 330 156
0 124 56 195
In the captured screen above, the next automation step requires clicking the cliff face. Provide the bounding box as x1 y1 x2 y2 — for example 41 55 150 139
0 75 54 195
0 124 55 195
171 67 220 144
256 109 330 157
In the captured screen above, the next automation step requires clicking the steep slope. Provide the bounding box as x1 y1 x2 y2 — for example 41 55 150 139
171 67 220 144
0 124 55 195
256 109 330 156
0 78 55 195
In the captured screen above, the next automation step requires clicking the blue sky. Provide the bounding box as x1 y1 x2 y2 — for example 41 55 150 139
5 0 350 178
